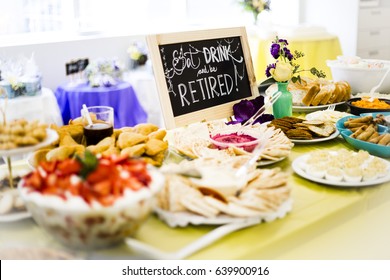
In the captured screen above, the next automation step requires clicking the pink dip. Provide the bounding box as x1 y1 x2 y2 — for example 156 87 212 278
211 132 258 152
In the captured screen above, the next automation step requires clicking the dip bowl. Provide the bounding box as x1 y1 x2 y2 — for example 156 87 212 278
209 126 269 153
18 155 164 250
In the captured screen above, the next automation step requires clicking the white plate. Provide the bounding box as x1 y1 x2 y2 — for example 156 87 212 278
0 211 31 223
257 156 287 166
154 198 293 227
291 130 340 144
0 129 58 157
292 154 390 187
292 101 345 113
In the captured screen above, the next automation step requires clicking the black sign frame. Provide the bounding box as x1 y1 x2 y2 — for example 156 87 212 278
147 27 258 129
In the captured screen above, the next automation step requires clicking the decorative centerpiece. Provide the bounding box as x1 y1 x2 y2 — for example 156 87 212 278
84 58 124 87
265 37 326 118
127 42 148 70
0 54 42 99
238 0 271 24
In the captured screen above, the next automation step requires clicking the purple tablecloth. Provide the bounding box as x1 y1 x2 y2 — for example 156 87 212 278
55 82 147 128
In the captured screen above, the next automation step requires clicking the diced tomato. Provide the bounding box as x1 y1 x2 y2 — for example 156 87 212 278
124 176 144 191
87 163 114 184
23 172 43 189
56 159 81 176
110 154 129 164
22 153 152 207
91 180 111 197
67 181 82 196
40 161 57 173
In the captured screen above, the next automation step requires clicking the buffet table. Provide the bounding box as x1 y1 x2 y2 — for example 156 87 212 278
1 136 390 260
54 82 147 128
254 35 342 82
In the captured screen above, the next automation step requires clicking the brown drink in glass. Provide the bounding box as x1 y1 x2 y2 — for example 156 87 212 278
82 106 114 146
83 122 114 146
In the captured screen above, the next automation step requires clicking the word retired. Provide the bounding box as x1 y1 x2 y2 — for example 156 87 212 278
176 73 234 107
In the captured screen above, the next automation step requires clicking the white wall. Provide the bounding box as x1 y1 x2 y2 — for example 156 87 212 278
0 34 144 91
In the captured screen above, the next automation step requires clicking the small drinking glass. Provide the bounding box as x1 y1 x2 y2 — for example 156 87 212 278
82 106 114 146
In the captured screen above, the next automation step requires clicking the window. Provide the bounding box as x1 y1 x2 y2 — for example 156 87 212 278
0 0 297 44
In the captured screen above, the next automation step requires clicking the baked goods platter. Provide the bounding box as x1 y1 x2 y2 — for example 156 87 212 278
267 115 342 144
266 77 352 113
292 102 345 113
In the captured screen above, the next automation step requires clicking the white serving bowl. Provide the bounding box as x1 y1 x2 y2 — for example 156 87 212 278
327 58 390 94
18 161 164 250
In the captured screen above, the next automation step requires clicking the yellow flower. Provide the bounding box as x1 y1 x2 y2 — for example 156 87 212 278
269 61 293 82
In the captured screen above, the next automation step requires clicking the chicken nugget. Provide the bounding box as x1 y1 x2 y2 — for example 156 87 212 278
144 139 168 156
148 129 167 140
134 123 159 136
120 143 146 157
59 133 78 146
117 132 147 149
101 145 120 156
46 146 76 161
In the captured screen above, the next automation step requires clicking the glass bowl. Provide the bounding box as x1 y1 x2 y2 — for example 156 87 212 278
209 127 269 153
18 156 164 250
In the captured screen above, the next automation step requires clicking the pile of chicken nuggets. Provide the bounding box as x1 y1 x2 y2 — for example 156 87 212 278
33 119 168 167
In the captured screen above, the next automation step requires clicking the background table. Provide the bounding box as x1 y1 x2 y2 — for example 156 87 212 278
254 35 342 82
55 81 147 128
0 88 63 127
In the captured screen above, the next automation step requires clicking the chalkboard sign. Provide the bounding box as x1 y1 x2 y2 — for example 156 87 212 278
66 61 79 76
77 58 89 72
147 27 258 129
65 58 89 76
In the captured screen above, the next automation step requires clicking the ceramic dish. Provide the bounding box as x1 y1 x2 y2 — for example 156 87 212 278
339 130 390 158
292 153 390 187
291 129 340 144
346 98 390 115
360 112 390 118
0 129 58 157
292 101 345 113
154 198 293 227
335 115 390 157
335 115 388 133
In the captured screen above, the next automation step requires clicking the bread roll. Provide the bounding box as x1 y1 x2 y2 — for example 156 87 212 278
302 83 320 106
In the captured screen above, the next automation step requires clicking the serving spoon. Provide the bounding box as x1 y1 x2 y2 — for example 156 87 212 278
368 66 390 97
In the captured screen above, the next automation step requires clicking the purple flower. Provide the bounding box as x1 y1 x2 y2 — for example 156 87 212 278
278 39 288 45
270 44 280 59
283 47 293 61
227 95 274 125
265 63 275 77
232 99 255 122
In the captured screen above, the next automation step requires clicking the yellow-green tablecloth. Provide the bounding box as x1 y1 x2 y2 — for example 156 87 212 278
1 136 390 259
254 36 342 82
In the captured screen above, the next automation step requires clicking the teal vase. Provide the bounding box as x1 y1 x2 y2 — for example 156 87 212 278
272 82 292 119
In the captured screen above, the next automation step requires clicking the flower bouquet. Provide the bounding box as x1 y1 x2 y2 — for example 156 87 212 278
0 54 42 99
264 37 326 118
84 58 124 87
238 0 271 24
127 42 148 70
